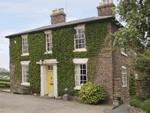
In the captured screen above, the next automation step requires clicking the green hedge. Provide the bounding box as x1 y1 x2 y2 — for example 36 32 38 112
0 78 10 82
0 81 10 88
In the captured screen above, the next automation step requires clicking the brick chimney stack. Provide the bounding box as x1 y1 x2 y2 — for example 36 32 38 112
50 8 66 25
97 0 115 16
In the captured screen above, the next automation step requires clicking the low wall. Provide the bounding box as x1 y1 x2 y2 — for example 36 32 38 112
130 106 147 113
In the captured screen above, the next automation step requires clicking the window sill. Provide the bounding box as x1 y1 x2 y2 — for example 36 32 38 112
74 86 81 90
122 85 127 87
21 53 29 56
73 48 87 52
121 52 127 57
21 82 30 86
44 51 53 54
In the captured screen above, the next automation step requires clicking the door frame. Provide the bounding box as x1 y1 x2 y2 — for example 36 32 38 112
36 59 59 98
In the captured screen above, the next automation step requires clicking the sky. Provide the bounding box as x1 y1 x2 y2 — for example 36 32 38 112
0 0 119 71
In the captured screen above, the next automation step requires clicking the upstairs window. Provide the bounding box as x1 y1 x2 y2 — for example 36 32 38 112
46 34 52 52
21 34 29 56
74 25 86 52
44 30 52 54
75 29 85 49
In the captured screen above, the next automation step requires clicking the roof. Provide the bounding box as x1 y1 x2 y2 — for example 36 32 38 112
5 15 115 38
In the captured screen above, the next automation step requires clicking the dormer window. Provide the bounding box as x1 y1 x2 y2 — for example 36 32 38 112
44 30 53 54
21 34 29 56
73 25 87 52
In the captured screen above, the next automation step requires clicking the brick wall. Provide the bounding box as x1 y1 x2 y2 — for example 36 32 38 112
97 4 115 16
10 63 22 93
51 13 66 25
136 79 150 98
94 22 114 104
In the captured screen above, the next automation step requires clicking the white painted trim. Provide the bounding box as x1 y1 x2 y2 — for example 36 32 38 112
21 82 30 86
74 24 85 30
73 48 87 52
44 30 52 34
21 34 28 38
38 59 58 98
74 86 81 90
122 85 127 87
121 66 126 69
21 53 29 56
44 51 53 54
73 58 88 64
21 61 30 65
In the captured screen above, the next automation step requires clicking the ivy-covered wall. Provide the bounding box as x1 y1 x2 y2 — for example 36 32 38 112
10 21 109 95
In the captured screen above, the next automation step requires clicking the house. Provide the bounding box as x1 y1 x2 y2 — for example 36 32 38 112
5 1 150 104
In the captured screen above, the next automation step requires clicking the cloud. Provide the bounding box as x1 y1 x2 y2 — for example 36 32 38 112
66 17 78 22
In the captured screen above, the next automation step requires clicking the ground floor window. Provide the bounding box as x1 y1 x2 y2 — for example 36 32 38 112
75 64 87 86
21 61 30 86
122 66 127 87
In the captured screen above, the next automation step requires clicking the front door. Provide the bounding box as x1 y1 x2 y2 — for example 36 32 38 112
47 65 53 94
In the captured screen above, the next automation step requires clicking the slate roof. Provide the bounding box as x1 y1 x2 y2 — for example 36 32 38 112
5 15 114 38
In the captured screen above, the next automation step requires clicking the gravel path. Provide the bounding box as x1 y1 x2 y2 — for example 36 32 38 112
0 92 114 113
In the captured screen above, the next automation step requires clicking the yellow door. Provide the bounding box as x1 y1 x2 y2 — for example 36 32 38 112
47 66 53 94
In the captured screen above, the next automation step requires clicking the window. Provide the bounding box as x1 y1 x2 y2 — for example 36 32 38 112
44 30 52 54
135 74 138 79
122 66 127 87
75 64 87 86
74 25 86 52
73 58 88 90
21 34 29 56
21 61 30 86
46 34 52 52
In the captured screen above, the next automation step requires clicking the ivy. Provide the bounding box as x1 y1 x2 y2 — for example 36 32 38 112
10 22 109 95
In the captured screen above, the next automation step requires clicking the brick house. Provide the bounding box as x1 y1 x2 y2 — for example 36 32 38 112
5 1 150 104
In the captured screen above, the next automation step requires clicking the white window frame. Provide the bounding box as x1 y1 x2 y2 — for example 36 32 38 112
73 25 87 52
73 58 88 90
122 66 127 87
135 74 138 79
21 34 29 56
44 30 53 54
21 61 30 86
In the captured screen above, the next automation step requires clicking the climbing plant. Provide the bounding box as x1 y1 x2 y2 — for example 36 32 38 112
10 21 109 95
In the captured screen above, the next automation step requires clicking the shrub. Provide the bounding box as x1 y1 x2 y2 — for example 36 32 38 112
146 94 150 99
0 81 10 88
0 78 10 82
130 95 145 109
141 99 150 113
129 72 137 96
79 82 106 105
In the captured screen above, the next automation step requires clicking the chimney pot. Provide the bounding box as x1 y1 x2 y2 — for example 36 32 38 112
107 0 109 4
99 3 102 6
111 0 113 4
103 0 105 5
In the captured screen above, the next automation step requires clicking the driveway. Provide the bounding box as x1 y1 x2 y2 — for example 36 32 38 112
0 92 114 113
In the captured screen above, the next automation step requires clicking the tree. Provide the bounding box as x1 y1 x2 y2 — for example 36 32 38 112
129 72 137 96
112 0 150 85
112 0 150 53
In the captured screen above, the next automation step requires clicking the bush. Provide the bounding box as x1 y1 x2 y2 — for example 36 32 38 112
79 82 106 105
146 94 150 99
0 81 10 88
0 78 10 82
129 72 137 96
130 95 145 109
141 99 150 113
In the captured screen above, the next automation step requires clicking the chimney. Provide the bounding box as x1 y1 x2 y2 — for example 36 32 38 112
97 0 115 16
50 8 66 25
